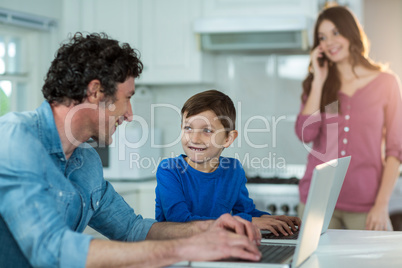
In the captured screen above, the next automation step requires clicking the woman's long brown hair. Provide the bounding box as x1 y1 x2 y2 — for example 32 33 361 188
302 6 383 113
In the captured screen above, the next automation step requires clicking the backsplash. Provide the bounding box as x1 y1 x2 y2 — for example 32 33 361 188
147 53 311 173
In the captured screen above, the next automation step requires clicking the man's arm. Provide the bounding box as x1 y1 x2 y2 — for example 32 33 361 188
86 214 262 267
146 213 261 242
145 220 210 240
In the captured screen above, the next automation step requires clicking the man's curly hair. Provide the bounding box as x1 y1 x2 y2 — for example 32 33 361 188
42 32 143 105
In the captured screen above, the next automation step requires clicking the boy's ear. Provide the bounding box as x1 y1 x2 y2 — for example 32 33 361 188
223 130 238 148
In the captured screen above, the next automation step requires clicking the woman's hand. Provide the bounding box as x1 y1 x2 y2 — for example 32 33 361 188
310 45 329 85
252 215 301 236
301 45 329 115
366 204 392 231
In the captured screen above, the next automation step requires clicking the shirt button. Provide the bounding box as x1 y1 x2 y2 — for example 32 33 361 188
60 158 65 161
344 127 350 132
59 192 63 197
343 138 348 144
96 201 99 206
345 115 350 120
341 151 346 156
83 203 86 207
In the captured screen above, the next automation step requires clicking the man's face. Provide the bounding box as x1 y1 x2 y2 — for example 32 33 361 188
181 110 231 171
95 77 135 146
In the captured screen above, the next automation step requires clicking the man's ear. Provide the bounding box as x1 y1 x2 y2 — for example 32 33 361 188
223 130 238 148
86 79 104 104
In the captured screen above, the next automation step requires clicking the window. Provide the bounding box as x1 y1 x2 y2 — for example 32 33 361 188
0 32 28 116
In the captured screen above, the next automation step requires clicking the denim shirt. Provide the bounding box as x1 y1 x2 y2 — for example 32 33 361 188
0 101 156 268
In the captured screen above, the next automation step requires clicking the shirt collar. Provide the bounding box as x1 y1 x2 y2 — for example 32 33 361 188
36 101 65 155
36 101 86 165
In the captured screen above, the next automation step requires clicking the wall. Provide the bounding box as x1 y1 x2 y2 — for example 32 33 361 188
363 0 402 80
148 1 402 176
150 52 311 175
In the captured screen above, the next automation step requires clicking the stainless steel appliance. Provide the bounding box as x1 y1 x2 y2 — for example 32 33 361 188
246 168 402 231
246 166 305 217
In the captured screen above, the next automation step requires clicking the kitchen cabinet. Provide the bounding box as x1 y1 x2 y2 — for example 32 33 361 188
137 0 213 85
201 0 319 18
61 0 141 47
79 0 141 47
63 0 212 85
200 0 363 22
109 180 157 219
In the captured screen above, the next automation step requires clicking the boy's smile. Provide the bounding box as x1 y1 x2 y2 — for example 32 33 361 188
181 110 237 173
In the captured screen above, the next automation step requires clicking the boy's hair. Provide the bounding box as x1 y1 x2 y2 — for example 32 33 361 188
42 32 143 105
181 90 236 134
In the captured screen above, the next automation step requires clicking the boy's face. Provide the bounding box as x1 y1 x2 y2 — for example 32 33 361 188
181 110 237 172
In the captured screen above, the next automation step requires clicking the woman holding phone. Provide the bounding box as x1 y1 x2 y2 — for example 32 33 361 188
295 6 402 230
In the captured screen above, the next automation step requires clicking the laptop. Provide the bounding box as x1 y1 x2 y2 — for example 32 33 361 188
173 157 351 268
262 156 351 244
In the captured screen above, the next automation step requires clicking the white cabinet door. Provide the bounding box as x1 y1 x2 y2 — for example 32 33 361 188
63 0 213 85
80 0 141 49
202 0 318 18
137 0 213 85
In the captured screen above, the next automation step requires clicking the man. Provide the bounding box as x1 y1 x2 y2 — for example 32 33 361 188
0 33 261 267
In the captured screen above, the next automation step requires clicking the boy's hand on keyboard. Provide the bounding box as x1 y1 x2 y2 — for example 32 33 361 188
252 215 301 236
273 215 301 232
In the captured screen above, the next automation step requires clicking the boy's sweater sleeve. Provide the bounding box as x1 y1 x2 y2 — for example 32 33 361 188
155 162 217 222
231 167 270 221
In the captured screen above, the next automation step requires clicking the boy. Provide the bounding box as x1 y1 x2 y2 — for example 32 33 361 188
155 90 301 236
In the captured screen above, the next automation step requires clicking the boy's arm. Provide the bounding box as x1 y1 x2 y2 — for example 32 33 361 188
145 213 260 241
156 164 217 222
231 171 270 219
231 168 300 235
233 191 299 236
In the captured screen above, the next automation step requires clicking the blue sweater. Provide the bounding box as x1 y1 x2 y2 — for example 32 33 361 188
155 155 269 222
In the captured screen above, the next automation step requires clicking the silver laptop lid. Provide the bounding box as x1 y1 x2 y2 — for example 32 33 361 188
320 156 351 234
261 156 351 245
172 157 351 268
292 157 350 267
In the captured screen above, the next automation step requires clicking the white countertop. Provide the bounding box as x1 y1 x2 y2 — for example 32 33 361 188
303 229 402 268
169 229 402 268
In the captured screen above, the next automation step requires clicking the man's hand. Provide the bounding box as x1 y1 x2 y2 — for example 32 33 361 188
180 224 261 262
253 215 301 236
145 214 262 265
209 214 261 245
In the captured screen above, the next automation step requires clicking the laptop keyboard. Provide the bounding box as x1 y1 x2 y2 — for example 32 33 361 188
258 244 296 263
262 229 300 240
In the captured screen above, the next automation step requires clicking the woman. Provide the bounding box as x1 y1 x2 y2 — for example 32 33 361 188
295 6 402 231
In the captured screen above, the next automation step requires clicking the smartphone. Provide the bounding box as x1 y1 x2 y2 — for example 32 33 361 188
317 52 327 67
